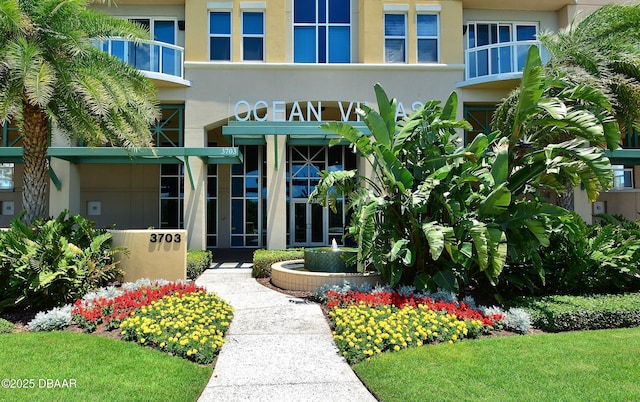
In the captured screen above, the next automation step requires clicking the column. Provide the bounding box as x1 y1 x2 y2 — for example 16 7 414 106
183 128 207 250
573 186 593 225
266 135 287 250
48 127 80 216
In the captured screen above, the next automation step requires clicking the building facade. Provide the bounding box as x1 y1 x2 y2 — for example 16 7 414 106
0 0 637 251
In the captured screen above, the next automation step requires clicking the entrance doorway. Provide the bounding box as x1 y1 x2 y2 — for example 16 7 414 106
287 145 355 247
291 199 326 246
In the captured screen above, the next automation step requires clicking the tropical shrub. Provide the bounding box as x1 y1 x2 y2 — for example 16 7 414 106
120 290 234 364
0 211 124 312
27 305 73 332
72 281 201 332
311 47 617 295
509 293 640 332
252 249 304 278
187 250 213 280
538 214 640 295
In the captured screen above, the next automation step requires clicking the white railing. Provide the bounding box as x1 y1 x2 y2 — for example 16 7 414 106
464 40 547 81
94 38 185 82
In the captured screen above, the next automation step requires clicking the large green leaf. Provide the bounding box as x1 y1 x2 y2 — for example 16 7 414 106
381 147 414 191
422 221 454 260
478 183 512 216
432 269 459 293
470 221 489 271
491 137 509 185
320 121 373 157
373 83 397 143
514 46 546 129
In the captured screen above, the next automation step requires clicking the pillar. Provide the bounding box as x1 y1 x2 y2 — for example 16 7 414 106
266 135 287 250
183 128 207 250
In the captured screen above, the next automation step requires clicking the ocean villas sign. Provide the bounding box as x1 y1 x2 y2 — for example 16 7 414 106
233 100 427 123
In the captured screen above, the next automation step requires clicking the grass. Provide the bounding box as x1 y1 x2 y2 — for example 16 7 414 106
0 331 212 402
354 327 640 402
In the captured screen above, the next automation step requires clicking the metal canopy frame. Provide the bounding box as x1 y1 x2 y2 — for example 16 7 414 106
0 146 243 191
222 121 370 145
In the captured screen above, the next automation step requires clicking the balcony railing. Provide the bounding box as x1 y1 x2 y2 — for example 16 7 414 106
94 38 189 86
464 40 547 82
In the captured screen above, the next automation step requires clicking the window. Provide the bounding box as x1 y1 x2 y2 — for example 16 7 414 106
231 146 266 247
99 18 178 75
160 164 184 229
0 163 14 191
210 11 231 61
466 22 538 78
242 11 264 61
612 165 633 189
385 14 406 63
293 0 351 63
417 14 438 62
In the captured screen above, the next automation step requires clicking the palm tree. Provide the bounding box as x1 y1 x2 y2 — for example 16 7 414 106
533 3 640 209
0 0 159 223
539 4 640 134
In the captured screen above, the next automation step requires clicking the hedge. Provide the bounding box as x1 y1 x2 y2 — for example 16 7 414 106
509 293 640 332
186 250 213 280
252 249 304 278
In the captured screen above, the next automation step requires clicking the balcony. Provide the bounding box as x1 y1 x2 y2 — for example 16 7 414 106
94 38 190 87
458 41 547 89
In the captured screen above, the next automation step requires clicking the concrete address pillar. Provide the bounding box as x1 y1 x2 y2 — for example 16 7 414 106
266 135 287 250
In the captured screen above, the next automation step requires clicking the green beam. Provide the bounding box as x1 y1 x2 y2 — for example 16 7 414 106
605 149 640 165
0 147 244 165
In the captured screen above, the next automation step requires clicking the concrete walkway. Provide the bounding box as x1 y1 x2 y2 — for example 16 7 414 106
195 267 377 402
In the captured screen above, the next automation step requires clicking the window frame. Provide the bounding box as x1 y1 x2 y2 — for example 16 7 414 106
241 10 265 62
209 10 232 62
293 0 352 64
416 13 439 63
384 13 407 63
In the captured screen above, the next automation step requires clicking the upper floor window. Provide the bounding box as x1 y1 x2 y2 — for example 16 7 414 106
210 11 232 61
417 14 438 63
466 22 538 78
385 14 406 63
242 11 264 61
293 0 351 63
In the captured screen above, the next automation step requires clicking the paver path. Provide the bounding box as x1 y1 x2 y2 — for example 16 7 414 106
196 268 377 402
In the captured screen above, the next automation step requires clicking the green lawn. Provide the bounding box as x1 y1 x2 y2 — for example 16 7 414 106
0 332 212 402
354 327 640 402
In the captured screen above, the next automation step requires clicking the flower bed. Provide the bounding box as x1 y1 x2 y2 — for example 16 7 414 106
326 290 503 364
120 291 233 364
72 282 202 332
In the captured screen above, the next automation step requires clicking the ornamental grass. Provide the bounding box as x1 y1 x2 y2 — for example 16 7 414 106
120 290 234 364
327 290 500 364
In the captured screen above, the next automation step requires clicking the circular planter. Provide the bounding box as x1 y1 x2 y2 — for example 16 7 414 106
271 260 380 292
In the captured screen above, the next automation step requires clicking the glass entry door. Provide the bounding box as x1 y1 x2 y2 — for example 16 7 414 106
291 199 326 247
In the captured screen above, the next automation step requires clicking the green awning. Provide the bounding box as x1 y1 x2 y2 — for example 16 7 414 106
605 149 640 165
0 147 243 165
222 121 370 145
0 146 243 191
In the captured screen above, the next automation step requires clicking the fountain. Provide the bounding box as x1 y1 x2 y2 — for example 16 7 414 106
270 239 380 292
304 238 358 273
